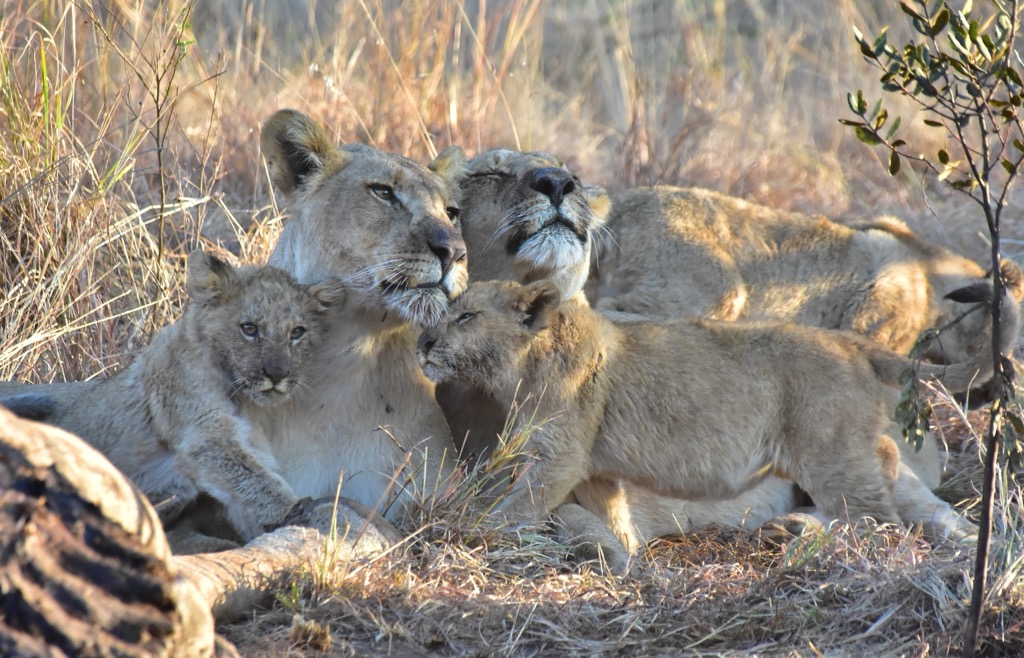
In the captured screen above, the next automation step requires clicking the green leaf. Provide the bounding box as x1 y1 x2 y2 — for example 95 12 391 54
1014 139 1024 151
900 0 924 20
1002 158 1017 176
938 148 950 164
923 119 944 127
892 139 907 148
889 151 902 176
874 108 889 130
1006 66 1023 88
929 8 949 37
962 0 973 17
873 28 889 57
886 115 903 140
869 97 883 121
847 92 859 114
855 125 883 145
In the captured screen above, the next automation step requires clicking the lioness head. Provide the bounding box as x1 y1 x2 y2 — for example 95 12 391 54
417 279 560 389
456 150 610 301
261 109 468 327
187 249 344 406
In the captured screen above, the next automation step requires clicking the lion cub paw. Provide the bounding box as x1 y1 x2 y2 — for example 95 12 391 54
757 511 827 543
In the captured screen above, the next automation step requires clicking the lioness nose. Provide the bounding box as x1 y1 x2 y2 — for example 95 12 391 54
417 331 437 355
428 229 468 275
528 167 575 208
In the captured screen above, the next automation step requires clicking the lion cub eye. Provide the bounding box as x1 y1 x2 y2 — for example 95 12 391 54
290 326 307 341
455 311 476 324
446 206 460 223
240 322 259 338
369 183 397 203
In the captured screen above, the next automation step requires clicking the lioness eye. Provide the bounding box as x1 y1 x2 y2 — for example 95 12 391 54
290 326 307 341
446 206 460 222
240 322 259 338
455 311 476 324
369 183 396 202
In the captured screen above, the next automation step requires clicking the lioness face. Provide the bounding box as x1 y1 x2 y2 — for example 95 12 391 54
188 251 343 406
457 150 610 301
417 279 559 389
262 110 468 327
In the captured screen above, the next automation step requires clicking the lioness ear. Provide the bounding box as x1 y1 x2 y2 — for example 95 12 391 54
583 184 611 224
306 277 347 312
429 146 468 188
187 249 236 303
1000 258 1024 302
261 109 348 196
517 280 561 331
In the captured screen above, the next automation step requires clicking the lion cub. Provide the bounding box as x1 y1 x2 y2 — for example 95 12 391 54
9 250 343 543
417 280 999 541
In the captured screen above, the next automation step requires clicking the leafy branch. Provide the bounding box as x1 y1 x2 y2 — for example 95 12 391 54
842 1 1023 655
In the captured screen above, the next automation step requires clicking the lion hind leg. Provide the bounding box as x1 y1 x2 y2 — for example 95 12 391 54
892 460 978 542
790 434 901 527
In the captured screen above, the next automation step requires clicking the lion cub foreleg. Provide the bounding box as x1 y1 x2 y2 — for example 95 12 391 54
172 413 298 542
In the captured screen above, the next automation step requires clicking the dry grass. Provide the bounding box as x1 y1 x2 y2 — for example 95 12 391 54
2 0 1023 655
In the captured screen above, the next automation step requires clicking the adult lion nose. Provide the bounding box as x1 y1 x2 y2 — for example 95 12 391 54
528 167 576 208
428 228 468 275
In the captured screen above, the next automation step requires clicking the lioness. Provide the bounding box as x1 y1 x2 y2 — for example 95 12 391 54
418 280 1011 542
452 150 1020 551
589 187 1024 362
1 109 467 533
2 250 341 544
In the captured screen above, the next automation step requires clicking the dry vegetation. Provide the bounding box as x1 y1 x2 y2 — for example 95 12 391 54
1 0 1023 655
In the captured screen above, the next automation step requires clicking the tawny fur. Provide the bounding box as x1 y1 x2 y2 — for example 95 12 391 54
252 109 465 522
1 251 340 546
452 151 1022 554
420 280 1019 546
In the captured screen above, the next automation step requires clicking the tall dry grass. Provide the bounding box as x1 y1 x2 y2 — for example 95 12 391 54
1 0 1022 654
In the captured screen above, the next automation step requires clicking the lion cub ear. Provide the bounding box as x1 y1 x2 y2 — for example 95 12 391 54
429 146 468 189
583 184 611 224
516 280 561 331
261 109 349 196
306 277 347 313
187 249 237 304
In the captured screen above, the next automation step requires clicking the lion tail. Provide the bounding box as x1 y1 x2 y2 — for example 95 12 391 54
866 276 1022 393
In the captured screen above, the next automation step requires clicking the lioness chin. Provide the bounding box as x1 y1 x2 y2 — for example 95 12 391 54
418 280 1011 546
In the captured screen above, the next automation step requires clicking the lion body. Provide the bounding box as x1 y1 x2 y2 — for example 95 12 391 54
420 281 994 545
589 186 1024 363
250 110 467 522
451 154 1021 555
1 252 338 545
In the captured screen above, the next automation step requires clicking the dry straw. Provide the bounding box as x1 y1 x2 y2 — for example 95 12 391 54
2 0 1022 655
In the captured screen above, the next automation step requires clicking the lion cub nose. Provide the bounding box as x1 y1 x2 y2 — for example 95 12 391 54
417 331 437 356
528 167 576 208
263 363 289 385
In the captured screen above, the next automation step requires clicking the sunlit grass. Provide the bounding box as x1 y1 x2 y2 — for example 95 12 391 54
1 0 1021 655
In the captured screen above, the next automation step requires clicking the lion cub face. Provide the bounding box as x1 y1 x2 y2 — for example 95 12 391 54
187 250 344 406
457 150 610 300
417 279 560 388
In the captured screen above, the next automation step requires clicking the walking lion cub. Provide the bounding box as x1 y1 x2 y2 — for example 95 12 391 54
417 280 1014 542
3 250 343 544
